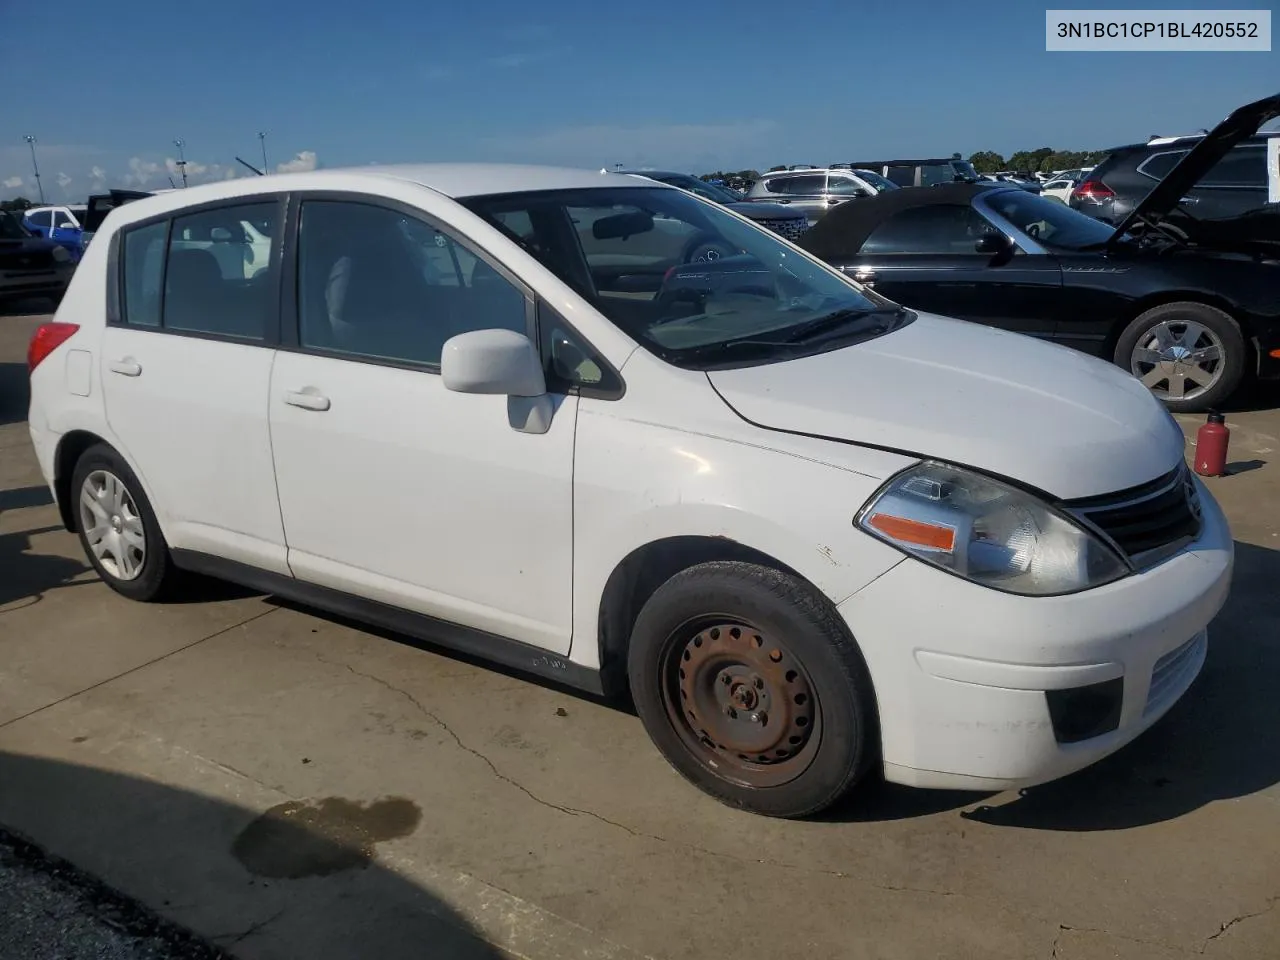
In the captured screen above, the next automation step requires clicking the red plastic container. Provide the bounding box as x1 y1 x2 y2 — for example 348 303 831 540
1194 411 1230 477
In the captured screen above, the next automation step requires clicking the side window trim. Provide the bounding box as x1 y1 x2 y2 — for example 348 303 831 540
1136 150 1189 182
283 190 538 374
534 298 625 401
109 193 288 347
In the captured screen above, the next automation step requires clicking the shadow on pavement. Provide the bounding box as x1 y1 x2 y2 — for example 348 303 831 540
0 752 506 959
0 361 28 427
963 539 1280 831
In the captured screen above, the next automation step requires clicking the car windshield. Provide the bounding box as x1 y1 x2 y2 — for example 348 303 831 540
0 212 31 240
654 174 743 205
462 186 894 368
950 160 981 181
984 190 1117 250
854 169 900 192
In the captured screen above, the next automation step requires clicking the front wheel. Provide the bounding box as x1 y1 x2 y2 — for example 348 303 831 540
628 561 877 818
1114 301 1245 412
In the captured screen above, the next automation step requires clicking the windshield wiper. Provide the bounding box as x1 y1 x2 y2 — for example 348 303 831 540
781 306 906 344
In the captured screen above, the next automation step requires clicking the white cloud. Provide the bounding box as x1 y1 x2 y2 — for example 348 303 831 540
2 176 22 189
482 120 778 170
56 172 73 188
276 150 318 174
123 157 164 187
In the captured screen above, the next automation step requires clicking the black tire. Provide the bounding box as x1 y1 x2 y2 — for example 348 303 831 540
1114 301 1246 413
628 561 877 818
70 443 181 602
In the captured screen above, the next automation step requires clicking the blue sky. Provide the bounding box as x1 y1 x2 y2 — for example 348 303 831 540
1 0 1276 200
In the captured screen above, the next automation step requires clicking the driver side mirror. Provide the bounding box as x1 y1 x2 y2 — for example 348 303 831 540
441 329 554 435
974 233 1013 256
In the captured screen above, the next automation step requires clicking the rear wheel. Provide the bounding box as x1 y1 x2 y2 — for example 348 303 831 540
1114 301 1245 412
628 561 877 818
71 444 181 601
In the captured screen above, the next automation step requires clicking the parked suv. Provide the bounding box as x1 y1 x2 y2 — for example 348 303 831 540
842 158 982 188
744 168 895 226
0 210 75 306
1070 134 1277 249
615 169 811 242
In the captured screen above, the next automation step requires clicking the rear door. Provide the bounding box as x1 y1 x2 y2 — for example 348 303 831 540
100 197 288 573
839 203 1064 338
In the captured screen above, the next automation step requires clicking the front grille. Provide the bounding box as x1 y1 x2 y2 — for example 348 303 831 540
1064 465 1201 565
1145 631 1207 716
0 248 55 271
762 217 810 242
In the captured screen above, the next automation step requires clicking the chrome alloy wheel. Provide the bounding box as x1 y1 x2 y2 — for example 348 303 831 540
79 469 146 581
1130 319 1225 403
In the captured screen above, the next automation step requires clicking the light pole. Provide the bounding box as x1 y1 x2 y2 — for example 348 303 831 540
258 131 269 173
173 138 188 188
23 136 45 203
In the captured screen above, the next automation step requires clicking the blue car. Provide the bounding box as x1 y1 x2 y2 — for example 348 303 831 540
23 204 87 262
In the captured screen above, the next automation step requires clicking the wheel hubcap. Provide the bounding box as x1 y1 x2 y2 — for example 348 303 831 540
79 469 146 581
1130 319 1225 402
662 621 819 788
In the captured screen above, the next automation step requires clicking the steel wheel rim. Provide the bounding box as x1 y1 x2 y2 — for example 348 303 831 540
659 618 821 788
1130 318 1226 402
79 469 146 581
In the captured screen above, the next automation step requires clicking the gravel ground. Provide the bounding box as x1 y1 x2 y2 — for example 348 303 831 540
0 828 228 960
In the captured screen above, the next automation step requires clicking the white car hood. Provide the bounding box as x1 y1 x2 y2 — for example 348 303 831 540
707 313 1185 500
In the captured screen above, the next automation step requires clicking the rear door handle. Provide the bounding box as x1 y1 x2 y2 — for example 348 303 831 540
108 358 142 377
283 389 331 412
852 268 876 284
1180 196 1200 205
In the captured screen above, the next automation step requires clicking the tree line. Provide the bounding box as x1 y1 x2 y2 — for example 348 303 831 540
697 148 1108 185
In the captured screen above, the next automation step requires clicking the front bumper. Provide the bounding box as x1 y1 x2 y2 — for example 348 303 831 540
838 476 1233 791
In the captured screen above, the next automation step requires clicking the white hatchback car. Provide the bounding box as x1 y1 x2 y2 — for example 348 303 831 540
27 165 1232 818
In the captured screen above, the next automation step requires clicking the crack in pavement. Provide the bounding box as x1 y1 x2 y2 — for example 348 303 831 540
317 655 961 899
1200 895 1279 953
0 606 282 733
208 907 287 946
1047 922 1194 957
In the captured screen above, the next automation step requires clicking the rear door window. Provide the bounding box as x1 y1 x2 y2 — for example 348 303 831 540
163 202 280 339
27 210 52 229
1200 144 1266 188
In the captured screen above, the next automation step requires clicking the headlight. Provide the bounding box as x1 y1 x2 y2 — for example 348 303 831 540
856 461 1128 596
51 246 71 263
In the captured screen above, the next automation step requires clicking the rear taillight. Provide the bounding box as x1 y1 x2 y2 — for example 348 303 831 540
28 322 80 373
1072 179 1115 202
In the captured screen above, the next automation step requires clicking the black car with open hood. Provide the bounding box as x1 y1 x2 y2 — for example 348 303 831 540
1072 92 1280 256
798 103 1280 413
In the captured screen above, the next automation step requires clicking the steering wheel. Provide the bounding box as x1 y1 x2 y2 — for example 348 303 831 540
1026 222 1042 239
682 234 738 265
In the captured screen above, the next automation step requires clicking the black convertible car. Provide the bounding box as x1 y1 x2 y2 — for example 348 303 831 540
798 92 1280 412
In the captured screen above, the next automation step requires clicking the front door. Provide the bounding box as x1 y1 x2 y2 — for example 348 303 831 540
267 197 576 653
100 199 288 573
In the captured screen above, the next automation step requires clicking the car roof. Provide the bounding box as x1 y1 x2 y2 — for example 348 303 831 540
798 182 1009 259
98 164 653 230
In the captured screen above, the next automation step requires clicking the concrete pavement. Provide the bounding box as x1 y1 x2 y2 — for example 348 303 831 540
2 305 1278 959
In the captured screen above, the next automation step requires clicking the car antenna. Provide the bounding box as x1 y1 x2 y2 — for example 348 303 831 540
236 156 265 176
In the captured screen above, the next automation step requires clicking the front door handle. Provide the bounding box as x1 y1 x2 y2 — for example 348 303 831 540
108 358 142 377
283 389 331 412
1180 196 1200 205
852 268 876 285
